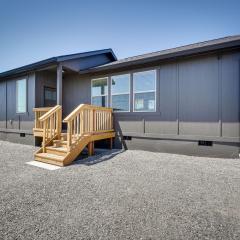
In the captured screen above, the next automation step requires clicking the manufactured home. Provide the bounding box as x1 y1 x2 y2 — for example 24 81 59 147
0 36 240 163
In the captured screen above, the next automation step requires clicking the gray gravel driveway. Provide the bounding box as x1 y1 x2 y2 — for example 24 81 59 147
0 140 240 240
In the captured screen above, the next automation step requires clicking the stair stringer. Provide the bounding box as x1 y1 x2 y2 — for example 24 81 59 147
63 135 91 166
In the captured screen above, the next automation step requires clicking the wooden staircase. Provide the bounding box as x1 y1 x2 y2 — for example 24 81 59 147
33 104 115 166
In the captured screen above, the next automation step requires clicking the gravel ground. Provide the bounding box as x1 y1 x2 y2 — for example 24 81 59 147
0 140 240 240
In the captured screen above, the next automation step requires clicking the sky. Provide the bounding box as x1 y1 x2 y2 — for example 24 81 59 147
0 0 240 72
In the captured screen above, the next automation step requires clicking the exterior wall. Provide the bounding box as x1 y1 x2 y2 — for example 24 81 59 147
0 73 35 131
0 73 36 144
62 73 91 117
63 51 240 157
0 81 6 129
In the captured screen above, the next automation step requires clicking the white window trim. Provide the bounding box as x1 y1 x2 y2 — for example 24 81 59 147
16 78 27 114
111 74 130 112
133 70 156 112
91 77 108 107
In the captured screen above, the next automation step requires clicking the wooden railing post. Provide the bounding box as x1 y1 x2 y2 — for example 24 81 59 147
80 110 83 134
57 109 62 139
43 121 46 153
35 112 37 128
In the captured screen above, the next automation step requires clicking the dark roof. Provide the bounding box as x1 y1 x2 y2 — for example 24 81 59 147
0 49 117 79
82 35 240 73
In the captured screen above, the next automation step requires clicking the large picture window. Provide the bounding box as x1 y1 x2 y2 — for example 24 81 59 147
111 74 130 112
133 70 156 112
91 78 108 107
16 79 27 113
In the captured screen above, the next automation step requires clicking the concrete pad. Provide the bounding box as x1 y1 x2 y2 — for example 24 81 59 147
26 161 62 170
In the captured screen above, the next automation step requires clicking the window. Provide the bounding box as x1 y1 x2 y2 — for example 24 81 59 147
91 78 108 107
133 70 156 112
16 79 27 113
44 87 57 107
111 74 130 111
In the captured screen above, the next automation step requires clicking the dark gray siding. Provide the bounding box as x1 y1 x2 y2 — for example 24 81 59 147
0 73 35 132
0 71 55 145
0 81 6 128
21 73 36 130
62 73 91 117
178 56 219 136
221 53 240 138
152 63 178 134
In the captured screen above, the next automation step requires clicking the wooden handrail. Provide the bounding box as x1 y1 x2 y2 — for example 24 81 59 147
33 107 53 112
33 105 62 152
63 104 113 122
63 104 113 151
39 105 62 122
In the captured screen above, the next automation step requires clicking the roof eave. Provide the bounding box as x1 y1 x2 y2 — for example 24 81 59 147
0 58 58 80
80 39 240 74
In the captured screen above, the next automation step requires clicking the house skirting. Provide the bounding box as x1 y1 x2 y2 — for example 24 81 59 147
0 129 239 158
114 134 240 158
0 130 35 146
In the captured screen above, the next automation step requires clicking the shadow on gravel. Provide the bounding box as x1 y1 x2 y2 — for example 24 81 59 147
73 149 123 166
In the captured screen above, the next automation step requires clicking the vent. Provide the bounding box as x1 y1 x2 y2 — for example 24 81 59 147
20 133 26 137
198 140 213 146
123 136 132 140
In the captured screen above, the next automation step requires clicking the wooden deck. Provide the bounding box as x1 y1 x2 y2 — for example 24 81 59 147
33 104 115 166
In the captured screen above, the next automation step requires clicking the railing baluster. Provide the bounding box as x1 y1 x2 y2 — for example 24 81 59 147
73 117 75 138
77 114 79 136
67 121 72 150
87 110 91 132
43 121 46 153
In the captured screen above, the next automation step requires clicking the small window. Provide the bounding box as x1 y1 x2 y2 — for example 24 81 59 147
111 74 130 112
16 79 27 113
91 78 108 107
133 70 156 112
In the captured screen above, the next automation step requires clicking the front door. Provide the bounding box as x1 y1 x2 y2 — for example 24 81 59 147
44 86 57 107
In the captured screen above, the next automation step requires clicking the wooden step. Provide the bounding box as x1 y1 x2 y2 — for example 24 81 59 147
46 146 68 156
35 152 65 166
53 140 67 147
60 133 67 140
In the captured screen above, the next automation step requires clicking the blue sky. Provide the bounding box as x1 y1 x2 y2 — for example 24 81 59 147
0 0 239 72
